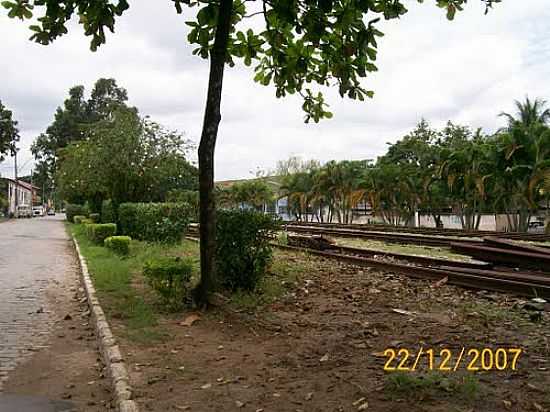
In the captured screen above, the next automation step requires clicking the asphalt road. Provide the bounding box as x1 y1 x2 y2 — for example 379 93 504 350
0 215 76 411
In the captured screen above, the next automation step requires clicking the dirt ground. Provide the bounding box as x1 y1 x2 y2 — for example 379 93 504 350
111 250 549 412
4 259 113 411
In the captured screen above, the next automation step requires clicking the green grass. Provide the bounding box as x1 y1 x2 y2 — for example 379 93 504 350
228 251 309 311
458 300 526 327
70 222 310 332
69 223 199 343
385 372 481 403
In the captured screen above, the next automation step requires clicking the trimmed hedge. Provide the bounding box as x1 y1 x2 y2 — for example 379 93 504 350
89 213 101 223
86 223 117 244
101 199 116 223
66 204 88 223
143 257 193 309
216 210 280 291
118 202 190 242
104 236 131 255
73 215 87 224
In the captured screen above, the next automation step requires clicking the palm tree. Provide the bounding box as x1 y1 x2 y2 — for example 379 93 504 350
493 97 550 231
493 122 550 231
499 97 550 130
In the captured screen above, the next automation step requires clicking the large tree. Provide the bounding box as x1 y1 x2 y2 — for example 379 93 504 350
57 108 197 208
3 0 499 304
31 78 131 202
0 100 19 162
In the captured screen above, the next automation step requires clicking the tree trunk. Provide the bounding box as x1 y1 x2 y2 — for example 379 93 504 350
194 0 234 306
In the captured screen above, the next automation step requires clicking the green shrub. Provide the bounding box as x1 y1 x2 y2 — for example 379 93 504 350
66 204 88 223
73 215 87 224
101 199 116 223
86 223 117 244
143 257 193 309
216 210 280 291
118 203 190 242
104 236 131 255
167 190 199 222
89 213 101 223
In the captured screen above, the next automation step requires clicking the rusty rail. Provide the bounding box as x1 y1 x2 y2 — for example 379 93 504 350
284 224 483 247
284 221 550 242
275 244 550 299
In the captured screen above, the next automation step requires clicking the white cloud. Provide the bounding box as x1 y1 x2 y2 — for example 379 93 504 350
0 0 549 180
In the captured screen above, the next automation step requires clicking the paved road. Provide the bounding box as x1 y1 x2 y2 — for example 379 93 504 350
0 215 73 393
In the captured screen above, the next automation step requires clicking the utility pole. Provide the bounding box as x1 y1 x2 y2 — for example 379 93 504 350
14 149 18 210
30 168 33 207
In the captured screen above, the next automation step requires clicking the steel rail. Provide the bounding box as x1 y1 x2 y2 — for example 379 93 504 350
274 244 550 298
284 225 483 247
284 221 550 242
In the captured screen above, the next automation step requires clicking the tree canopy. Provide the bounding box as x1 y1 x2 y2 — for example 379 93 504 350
56 107 197 209
30 78 131 202
0 99 19 162
280 97 550 231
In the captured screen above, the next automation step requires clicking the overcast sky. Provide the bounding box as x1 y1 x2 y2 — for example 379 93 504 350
1 1 549 180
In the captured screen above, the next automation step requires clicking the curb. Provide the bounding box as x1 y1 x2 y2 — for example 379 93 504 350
72 238 139 412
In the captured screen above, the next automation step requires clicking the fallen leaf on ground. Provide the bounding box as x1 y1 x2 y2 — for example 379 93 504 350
352 397 366 406
392 308 416 316
533 402 544 412
180 313 201 327
200 383 212 389
357 401 369 411
320 353 329 362
432 276 448 288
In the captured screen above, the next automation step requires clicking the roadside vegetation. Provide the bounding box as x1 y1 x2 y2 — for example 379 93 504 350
275 98 550 232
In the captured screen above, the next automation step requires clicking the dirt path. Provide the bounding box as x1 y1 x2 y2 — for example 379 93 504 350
112 249 550 412
0 216 112 411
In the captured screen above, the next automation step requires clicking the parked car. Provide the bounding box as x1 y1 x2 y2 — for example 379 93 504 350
16 205 32 218
528 221 545 233
47 208 56 216
32 206 45 217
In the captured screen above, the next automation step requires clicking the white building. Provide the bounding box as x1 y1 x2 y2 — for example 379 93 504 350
2 178 38 216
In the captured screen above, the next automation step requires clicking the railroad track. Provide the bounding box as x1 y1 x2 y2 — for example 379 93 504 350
284 221 550 242
274 243 550 299
283 224 484 247
188 223 550 298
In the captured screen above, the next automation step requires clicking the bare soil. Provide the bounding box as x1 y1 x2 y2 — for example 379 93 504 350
113 250 550 412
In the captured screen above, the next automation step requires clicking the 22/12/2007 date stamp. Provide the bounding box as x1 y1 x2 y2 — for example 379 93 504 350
382 347 523 372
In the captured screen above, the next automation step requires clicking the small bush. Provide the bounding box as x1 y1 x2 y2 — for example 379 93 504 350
89 213 101 223
143 257 193 309
73 215 87 224
102 199 116 223
86 223 117 244
216 210 280 291
104 236 131 255
66 204 88 223
277 231 288 245
167 190 199 222
118 202 190 242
